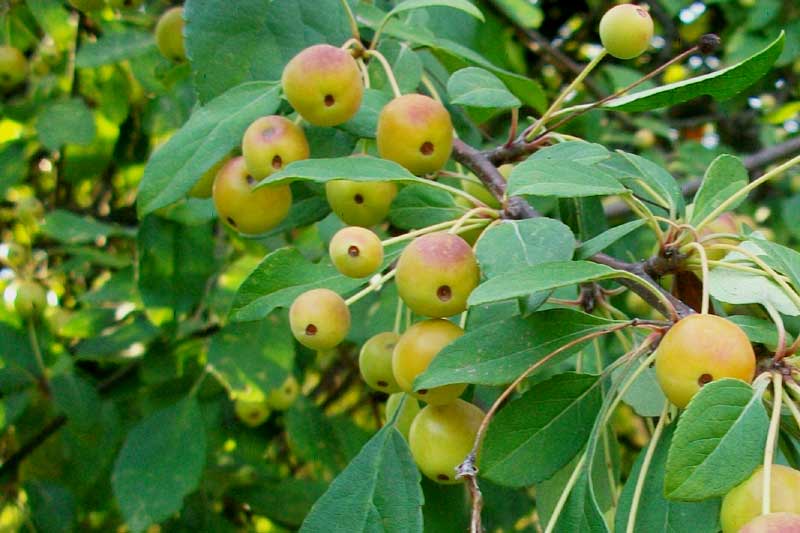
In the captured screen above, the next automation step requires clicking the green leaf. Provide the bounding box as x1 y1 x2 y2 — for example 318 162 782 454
0 140 27 196
508 159 626 198
727 315 792 347
468 261 626 306
137 82 280 216
286 397 350 472
707 266 800 316
300 425 423 533
231 479 328 528
112 397 207 533
25 480 75 533
447 67 521 109
73 314 160 361
605 32 785 112
384 0 484 22
617 366 666 417
207 316 294 396
76 29 155 68
575 220 646 260
490 0 542 29
257 155 427 188
389 185 465 229
690 155 749 225
482 373 602 487
41 209 135 244
185 0 351 103
37 99 96 151
339 89 392 139
613 152 684 217
415 309 622 388
528 141 610 166
229 248 366 322
615 425 721 533
664 379 769 501
750 237 800 295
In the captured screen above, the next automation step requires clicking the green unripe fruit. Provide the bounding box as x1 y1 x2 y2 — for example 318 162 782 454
266 375 300 411
189 157 229 199
234 389 271 427
409 399 484 484
376 94 453 175
107 0 143 8
212 156 292 235
359 332 401 393
68 0 105 11
395 232 480 318
0 243 28 269
461 178 500 209
0 46 27 91
720 465 800 533
599 4 654 59
385 393 420 439
281 44 363 126
289 288 351 350
655 314 755 408
392 319 466 405
155 7 186 63
329 226 384 278
325 179 398 227
739 513 800 532
242 115 310 179
10 280 47 319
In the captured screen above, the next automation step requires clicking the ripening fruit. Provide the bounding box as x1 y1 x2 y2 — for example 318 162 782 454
281 44 363 126
392 319 466 404
242 116 310 179
385 393 420 439
189 157 229 199
155 7 186 63
234 389 272 427
698 212 740 261
0 243 28 269
329 227 384 278
325 180 398 227
720 465 800 533
739 513 800 533
395 232 480 318
359 332 401 393
655 314 756 409
598 4 654 60
409 399 484 484
212 156 292 235
0 46 27 91
267 375 300 410
68 0 105 11
289 288 351 350
376 94 453 175
633 128 656 149
9 280 47 319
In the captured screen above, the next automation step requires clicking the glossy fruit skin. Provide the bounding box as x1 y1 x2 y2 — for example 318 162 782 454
242 115 310 179
234 390 271 427
739 513 800 533
392 319 466 404
325 180 398 227
267 375 300 411
699 212 740 261
655 314 755 408
329 226 384 278
0 46 27 91
281 44 363 126
212 156 292 235
720 465 800 533
385 393 420 439
189 157 228 199
359 332 401 393
395 232 480 318
289 288 351 350
155 7 186 62
68 0 105 11
376 94 453 175
598 4 654 59
409 399 484 484
10 280 47 319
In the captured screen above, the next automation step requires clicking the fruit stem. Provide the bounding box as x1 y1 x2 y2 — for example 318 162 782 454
27 319 48 386
339 0 361 42
189 366 210 397
526 49 608 141
620 194 665 243
696 153 800 233
625 402 669 533
684 243 710 314
448 207 499 234
505 107 519 147
782 388 800 433
420 74 443 104
543 452 587 533
364 49 402 98
381 217 488 247
763 303 787 361
357 58 371 89
392 296 404 334
762 372 784 516
344 268 397 306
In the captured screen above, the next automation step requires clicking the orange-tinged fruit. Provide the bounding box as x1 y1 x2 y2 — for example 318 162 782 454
325 180 398 227
392 319 466 405
329 226 384 278
377 94 453 175
655 314 755 408
599 4 654 59
289 288 351 350
359 332 401 393
395 232 479 318
740 513 800 533
720 466 800 533
212 156 292 235
242 115 310 179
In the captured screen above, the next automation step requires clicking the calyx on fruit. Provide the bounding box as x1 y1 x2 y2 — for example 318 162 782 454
242 115 310 179
289 288 351 350
329 226 384 278
325 179 398 227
